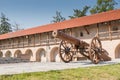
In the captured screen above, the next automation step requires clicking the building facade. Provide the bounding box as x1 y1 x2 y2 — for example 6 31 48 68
0 9 120 62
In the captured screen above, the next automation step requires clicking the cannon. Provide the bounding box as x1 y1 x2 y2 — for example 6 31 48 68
52 30 111 64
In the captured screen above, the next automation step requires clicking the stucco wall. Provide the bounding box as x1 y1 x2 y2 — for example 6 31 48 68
0 20 120 62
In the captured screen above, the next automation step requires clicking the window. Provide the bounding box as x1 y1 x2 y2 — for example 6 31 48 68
28 36 32 43
80 32 83 37
113 26 118 31
49 32 54 39
112 26 118 33
18 39 20 44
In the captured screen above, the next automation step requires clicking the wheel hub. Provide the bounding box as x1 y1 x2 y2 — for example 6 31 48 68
65 47 70 54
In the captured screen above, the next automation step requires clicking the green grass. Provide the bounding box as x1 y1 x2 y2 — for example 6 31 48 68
0 64 120 80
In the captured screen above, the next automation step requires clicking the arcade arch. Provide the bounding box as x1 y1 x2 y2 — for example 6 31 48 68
5 51 12 57
14 50 22 58
50 47 61 62
0 51 3 58
115 44 120 58
36 48 46 62
24 49 33 61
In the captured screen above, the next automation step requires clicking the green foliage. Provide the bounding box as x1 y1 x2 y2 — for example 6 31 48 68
90 0 117 14
52 11 66 23
69 6 90 19
1 64 120 80
0 13 12 34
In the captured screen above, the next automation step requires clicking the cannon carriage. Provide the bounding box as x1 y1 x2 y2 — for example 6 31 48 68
52 30 111 64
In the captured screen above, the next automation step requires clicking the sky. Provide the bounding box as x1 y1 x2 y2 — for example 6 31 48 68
0 0 120 29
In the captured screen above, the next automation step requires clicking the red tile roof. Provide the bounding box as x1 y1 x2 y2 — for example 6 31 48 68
0 9 120 40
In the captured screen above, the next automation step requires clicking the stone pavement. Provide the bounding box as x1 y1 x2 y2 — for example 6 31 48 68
0 59 120 75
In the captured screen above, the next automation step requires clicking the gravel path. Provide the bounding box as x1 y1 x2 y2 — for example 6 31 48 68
0 59 120 75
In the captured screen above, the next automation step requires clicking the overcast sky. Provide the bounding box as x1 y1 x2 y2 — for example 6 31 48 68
0 0 120 29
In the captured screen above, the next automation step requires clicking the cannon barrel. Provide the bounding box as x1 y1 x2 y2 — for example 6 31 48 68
52 30 111 64
52 30 80 45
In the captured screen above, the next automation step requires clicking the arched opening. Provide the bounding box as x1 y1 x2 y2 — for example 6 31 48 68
36 48 46 62
115 44 120 58
50 47 60 62
0 51 3 58
24 49 33 61
14 50 22 58
5 51 12 57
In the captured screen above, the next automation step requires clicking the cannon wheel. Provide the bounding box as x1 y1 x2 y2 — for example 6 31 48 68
59 40 74 63
89 37 102 64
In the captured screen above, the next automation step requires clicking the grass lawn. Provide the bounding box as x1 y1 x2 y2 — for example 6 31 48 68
0 63 120 80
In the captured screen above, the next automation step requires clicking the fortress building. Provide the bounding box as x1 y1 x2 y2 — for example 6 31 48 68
0 9 120 63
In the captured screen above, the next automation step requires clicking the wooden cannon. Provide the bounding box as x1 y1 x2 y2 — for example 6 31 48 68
52 30 111 64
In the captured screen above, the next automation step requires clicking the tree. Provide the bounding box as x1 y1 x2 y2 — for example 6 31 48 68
51 11 66 23
69 6 90 19
12 22 23 32
0 13 12 34
90 0 117 14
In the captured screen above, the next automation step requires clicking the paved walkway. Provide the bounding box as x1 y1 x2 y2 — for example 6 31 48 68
0 59 120 75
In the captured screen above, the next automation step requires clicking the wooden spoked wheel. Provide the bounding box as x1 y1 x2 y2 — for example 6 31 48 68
89 37 102 64
59 40 74 63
